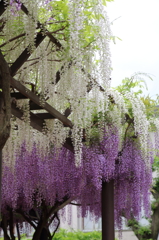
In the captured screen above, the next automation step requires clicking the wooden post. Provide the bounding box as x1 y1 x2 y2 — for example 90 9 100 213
102 180 115 240
0 150 2 216
0 91 3 215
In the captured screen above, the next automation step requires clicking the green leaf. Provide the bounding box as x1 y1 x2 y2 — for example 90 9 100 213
102 0 107 6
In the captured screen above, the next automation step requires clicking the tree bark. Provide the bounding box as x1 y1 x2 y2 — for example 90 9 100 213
39 227 51 240
32 217 46 240
0 50 11 150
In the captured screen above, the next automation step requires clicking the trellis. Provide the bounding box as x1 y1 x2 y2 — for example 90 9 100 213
0 1 114 239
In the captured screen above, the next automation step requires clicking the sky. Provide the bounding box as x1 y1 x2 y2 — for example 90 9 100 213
106 0 159 98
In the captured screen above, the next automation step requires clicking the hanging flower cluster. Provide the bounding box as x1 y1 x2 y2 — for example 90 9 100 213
9 0 22 14
114 139 153 229
2 127 154 230
1 0 113 165
2 0 156 168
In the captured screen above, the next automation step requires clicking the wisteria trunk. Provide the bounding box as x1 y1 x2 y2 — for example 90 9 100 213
39 228 52 240
32 215 52 240
32 219 45 240
32 227 51 240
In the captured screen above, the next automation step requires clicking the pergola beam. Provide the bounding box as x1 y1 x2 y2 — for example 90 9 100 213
8 2 63 77
34 113 55 120
29 102 43 110
10 77 73 128
11 102 44 132
11 102 74 151
20 3 63 49
63 138 74 153
10 32 46 77
0 0 6 16
10 92 27 99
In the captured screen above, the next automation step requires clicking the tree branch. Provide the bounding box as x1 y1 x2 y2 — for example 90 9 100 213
0 33 25 48
16 209 37 229
51 213 60 239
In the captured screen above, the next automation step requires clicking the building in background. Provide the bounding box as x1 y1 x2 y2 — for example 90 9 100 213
59 205 138 240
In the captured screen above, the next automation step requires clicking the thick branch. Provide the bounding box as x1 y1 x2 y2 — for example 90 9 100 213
10 77 73 128
47 196 75 218
16 209 36 229
0 33 25 48
51 213 60 239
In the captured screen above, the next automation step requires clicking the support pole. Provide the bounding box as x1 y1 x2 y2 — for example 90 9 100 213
0 150 2 217
102 180 115 240
0 86 3 216
0 95 3 216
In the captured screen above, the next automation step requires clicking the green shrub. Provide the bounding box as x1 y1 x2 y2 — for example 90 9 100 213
53 229 100 240
53 229 118 240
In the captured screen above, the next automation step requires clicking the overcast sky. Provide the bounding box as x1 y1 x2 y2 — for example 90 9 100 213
106 0 159 98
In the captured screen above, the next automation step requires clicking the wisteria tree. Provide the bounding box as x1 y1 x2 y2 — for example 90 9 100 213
0 1 159 240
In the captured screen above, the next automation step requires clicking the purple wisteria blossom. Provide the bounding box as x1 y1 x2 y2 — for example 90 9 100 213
114 140 153 229
1 129 153 230
44 0 52 4
10 0 22 15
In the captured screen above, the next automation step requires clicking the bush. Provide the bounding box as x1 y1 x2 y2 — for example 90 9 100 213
53 229 100 240
53 229 118 240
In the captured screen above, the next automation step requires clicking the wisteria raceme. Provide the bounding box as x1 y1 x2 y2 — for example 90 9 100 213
2 0 113 166
114 140 153 229
10 0 22 14
2 129 153 230
10 0 21 8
